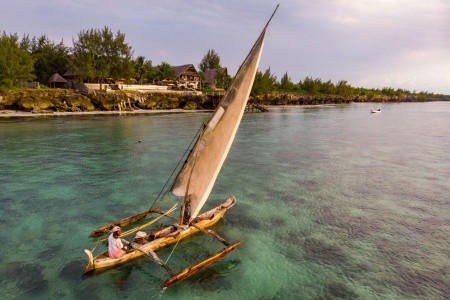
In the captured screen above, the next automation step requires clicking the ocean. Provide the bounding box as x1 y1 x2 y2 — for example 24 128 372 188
0 102 449 299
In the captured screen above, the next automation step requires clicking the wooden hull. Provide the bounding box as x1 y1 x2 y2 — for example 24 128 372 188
84 196 236 274
161 240 242 288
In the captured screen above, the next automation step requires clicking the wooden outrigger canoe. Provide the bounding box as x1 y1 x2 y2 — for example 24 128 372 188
83 5 278 288
84 196 238 274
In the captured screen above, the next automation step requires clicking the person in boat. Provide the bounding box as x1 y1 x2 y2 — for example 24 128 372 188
108 226 128 259
133 231 148 244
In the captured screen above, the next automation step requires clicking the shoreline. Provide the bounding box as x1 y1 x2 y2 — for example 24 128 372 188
0 109 212 118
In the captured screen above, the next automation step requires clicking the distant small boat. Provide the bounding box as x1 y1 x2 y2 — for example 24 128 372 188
371 109 381 114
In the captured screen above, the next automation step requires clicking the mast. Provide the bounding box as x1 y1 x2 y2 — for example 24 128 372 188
172 5 278 222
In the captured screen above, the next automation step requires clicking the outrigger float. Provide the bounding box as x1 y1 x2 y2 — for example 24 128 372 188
83 5 278 288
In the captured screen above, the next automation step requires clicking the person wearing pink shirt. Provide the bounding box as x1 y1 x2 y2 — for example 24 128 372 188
108 226 128 259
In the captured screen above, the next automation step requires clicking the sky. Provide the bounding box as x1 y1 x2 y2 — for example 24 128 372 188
1 0 449 94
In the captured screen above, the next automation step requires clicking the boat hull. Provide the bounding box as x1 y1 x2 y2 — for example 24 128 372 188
84 196 236 274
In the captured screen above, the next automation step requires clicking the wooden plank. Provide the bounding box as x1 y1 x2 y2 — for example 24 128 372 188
191 224 230 246
161 240 242 288
90 203 177 237
95 204 178 242
124 241 175 276
89 209 159 237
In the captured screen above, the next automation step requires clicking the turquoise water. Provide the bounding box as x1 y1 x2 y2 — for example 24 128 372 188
0 102 449 299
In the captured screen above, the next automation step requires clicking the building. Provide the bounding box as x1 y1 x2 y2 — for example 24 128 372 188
48 73 68 88
204 68 228 90
172 64 201 89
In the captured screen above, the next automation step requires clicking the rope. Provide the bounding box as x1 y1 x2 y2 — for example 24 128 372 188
150 288 166 299
148 123 205 210
90 238 102 252
164 238 182 265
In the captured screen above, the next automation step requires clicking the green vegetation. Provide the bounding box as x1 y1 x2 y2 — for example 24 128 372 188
0 28 448 104
198 49 221 73
134 56 155 84
154 61 176 82
198 49 231 90
27 35 70 84
71 26 134 84
250 69 449 102
0 27 179 90
0 32 34 88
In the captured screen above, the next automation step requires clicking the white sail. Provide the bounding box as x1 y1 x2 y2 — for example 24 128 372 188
171 12 275 220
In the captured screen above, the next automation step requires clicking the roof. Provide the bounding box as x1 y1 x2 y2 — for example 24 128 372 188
63 70 76 77
48 73 67 83
204 68 227 84
172 64 198 77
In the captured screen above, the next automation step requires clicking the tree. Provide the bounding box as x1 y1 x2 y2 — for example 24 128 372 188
280 72 294 92
336 80 353 96
319 80 336 94
251 67 277 96
30 35 70 84
216 69 231 90
0 32 34 88
72 26 134 83
299 76 322 95
155 61 176 82
199 49 221 73
134 56 156 84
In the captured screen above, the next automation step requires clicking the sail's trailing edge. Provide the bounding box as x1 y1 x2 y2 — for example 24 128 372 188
171 6 277 220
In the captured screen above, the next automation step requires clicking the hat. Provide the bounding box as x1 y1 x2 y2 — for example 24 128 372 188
110 226 121 233
135 231 147 239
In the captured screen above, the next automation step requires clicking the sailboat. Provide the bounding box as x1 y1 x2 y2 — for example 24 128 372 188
83 5 278 288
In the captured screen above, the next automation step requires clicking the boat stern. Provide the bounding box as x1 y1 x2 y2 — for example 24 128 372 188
83 249 95 274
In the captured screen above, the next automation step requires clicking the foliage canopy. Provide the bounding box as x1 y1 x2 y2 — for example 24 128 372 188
72 26 134 83
199 49 221 73
29 35 70 84
0 32 35 88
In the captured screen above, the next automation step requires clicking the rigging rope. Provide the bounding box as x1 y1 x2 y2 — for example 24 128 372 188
148 123 205 210
164 237 182 265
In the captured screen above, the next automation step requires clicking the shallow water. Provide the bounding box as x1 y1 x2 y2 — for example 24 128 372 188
0 102 449 299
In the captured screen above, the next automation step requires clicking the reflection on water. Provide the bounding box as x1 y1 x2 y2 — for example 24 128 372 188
0 102 449 299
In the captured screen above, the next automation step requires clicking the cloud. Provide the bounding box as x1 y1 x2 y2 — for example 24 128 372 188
1 0 449 93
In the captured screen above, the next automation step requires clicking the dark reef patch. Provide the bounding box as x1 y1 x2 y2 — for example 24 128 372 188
60 260 85 282
269 216 285 228
226 212 261 230
303 238 347 266
0 261 48 296
38 245 63 261
75 282 101 300
324 281 358 299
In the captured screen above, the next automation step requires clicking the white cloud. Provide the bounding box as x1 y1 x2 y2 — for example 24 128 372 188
1 0 449 93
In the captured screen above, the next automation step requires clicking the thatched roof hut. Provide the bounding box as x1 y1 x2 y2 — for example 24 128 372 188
48 73 68 88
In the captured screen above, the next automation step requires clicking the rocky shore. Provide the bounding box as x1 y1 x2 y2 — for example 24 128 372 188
0 89 209 115
251 93 449 105
0 88 448 117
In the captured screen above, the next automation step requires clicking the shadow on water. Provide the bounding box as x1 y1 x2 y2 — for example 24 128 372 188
60 260 86 282
38 245 63 261
190 259 241 291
